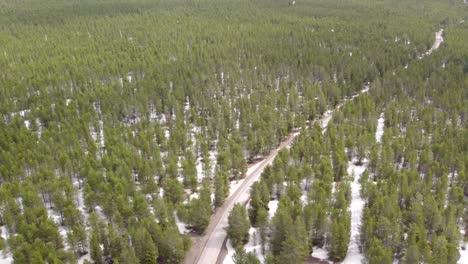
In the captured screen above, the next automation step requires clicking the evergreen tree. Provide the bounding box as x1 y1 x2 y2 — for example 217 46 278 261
227 203 250 248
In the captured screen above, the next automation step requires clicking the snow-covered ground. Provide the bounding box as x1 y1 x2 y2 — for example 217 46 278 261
175 212 190 234
244 228 264 262
0 226 8 244
321 110 334 134
77 254 91 264
223 227 265 264
72 180 92 264
0 225 12 264
342 113 384 262
223 239 236 264
90 102 105 159
419 29 444 59
458 223 467 264
268 200 279 220
0 254 12 264
459 237 468 264
376 113 385 143
459 236 468 264
198 134 298 264
426 29 444 56
228 162 263 198
342 158 368 264
311 247 331 263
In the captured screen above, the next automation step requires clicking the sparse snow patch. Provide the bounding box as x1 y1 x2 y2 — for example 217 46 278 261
376 113 385 143
175 212 189 234
229 179 245 198
268 200 279 220
312 247 331 262
458 225 467 264
0 225 11 263
321 110 334 134
459 241 468 264
420 29 444 59
223 239 236 264
0 254 13 264
244 227 265 262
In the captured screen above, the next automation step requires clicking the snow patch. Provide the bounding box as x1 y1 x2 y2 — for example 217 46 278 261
174 212 189 234
244 227 265 262
0 225 10 263
321 110 334 134
223 239 236 264
312 247 331 262
0 254 13 264
229 179 245 198
459 241 468 264
376 113 385 143
342 158 368 264
420 29 444 59
268 200 279 220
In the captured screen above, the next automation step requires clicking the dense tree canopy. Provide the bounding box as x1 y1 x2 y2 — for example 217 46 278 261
0 0 466 263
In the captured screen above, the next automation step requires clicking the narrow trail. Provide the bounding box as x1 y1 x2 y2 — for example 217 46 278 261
342 159 368 264
342 112 384 264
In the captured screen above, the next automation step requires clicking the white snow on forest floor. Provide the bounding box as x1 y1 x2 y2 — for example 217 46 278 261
244 227 265 262
0 226 7 242
419 29 444 59
286 130 301 150
227 161 263 199
342 158 368 264
73 181 88 218
223 239 236 264
229 179 245 198
376 113 385 143
195 150 218 183
311 247 332 262
73 180 92 264
426 29 444 56
459 241 468 264
46 207 69 250
0 253 12 264
321 110 334 134
268 200 279 220
77 254 91 264
223 219 267 264
223 227 265 264
458 229 467 264
0 225 11 264
174 212 190 234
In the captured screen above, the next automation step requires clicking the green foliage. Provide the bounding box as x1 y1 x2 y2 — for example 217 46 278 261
227 204 250 248
233 246 261 264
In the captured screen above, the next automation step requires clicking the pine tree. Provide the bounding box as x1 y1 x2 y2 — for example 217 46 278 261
233 247 261 264
328 210 350 261
133 227 158 264
270 203 293 255
119 245 139 264
214 171 227 208
90 231 102 264
227 203 250 247
365 239 392 264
